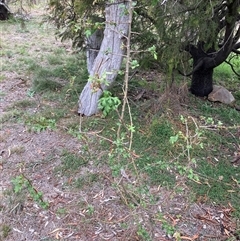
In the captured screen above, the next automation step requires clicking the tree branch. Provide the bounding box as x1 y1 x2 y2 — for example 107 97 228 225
209 0 239 67
232 41 240 54
224 60 240 77
178 69 192 77
178 57 206 77
134 7 156 24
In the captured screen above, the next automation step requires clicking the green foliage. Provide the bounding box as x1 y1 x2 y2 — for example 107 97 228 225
86 205 94 216
214 55 240 81
9 99 37 109
157 213 176 236
0 224 11 238
0 110 22 124
215 63 235 80
33 78 63 92
98 91 121 117
56 208 67 216
192 98 240 126
47 0 104 48
31 51 87 94
169 115 203 182
2 1 240 236
133 133 176 186
131 59 140 69
108 136 130 177
148 45 158 60
26 116 56 132
59 151 89 175
149 119 174 146
11 174 49 209
137 225 152 241
67 127 84 140
190 159 240 212
46 54 63 65
47 0 239 79
74 173 99 188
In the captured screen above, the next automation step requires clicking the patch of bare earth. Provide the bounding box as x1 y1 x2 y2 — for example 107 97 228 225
0 8 238 241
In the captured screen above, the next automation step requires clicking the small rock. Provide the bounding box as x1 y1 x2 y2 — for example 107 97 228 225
208 85 235 104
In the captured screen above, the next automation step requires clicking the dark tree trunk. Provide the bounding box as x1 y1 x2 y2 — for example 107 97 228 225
187 43 214 97
0 0 11 20
190 63 214 97
186 0 240 97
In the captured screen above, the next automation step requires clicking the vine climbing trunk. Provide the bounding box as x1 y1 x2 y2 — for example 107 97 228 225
78 0 130 116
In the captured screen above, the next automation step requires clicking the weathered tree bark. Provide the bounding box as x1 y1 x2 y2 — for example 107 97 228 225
86 28 104 74
78 0 130 116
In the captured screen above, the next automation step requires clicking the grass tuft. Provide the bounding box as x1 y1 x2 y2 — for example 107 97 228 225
33 78 63 92
58 151 89 175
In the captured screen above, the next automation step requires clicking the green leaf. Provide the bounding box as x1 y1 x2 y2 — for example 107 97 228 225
169 134 179 144
85 29 92 37
131 60 140 69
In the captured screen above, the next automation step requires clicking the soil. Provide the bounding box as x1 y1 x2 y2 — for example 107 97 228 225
0 7 239 241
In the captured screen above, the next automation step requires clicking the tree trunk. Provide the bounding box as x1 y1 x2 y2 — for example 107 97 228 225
187 43 214 97
86 28 104 74
0 0 11 20
190 65 214 97
78 1 130 116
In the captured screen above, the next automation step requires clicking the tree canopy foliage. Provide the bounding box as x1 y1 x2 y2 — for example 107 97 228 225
48 0 240 108
47 0 105 49
145 0 240 96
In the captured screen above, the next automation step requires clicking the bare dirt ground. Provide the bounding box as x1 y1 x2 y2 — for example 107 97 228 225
0 8 239 241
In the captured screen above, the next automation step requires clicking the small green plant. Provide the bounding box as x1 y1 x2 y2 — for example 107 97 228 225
0 110 22 124
148 45 158 60
199 115 223 127
11 174 49 209
131 59 140 69
27 89 36 98
47 54 63 65
1 224 11 238
10 99 36 109
26 116 56 132
74 173 99 188
86 205 94 216
98 90 121 117
157 213 176 237
169 115 202 182
67 127 83 139
137 225 152 241
59 151 88 175
56 208 67 216
108 136 130 177
175 160 199 181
